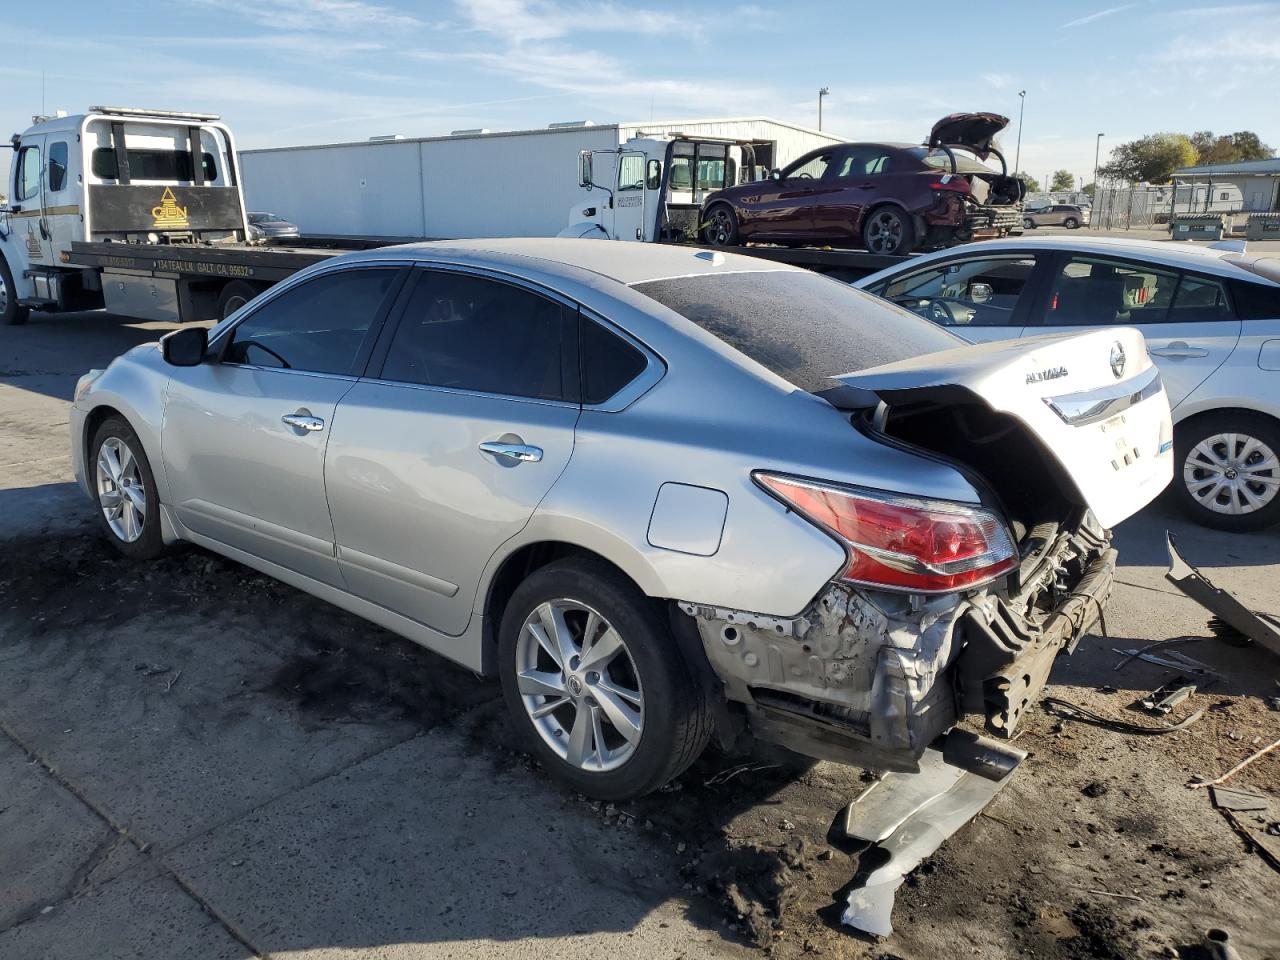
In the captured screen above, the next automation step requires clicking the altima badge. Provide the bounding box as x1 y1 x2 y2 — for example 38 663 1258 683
1110 342 1126 379
1026 366 1068 384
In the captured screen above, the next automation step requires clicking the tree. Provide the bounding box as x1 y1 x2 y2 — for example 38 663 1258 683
1190 130 1273 167
1015 172 1040 193
1050 169 1075 191
1098 133 1198 184
1081 182 1096 198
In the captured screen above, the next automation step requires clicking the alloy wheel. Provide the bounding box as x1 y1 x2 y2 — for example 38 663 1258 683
1183 432 1280 516
866 210 904 254
96 436 147 542
706 208 734 246
514 599 644 772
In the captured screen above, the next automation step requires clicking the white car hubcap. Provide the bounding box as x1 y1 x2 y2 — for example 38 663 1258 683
96 436 147 542
515 599 644 772
1183 432 1280 516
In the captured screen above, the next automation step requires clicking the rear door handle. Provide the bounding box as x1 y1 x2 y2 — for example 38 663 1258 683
281 413 325 432
479 441 543 463
1149 342 1209 359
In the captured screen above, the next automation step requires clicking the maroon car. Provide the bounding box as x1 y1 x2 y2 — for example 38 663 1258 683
700 112 1024 256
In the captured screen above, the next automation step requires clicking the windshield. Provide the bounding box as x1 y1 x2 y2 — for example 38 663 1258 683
632 271 961 392
908 147 1001 175
249 212 285 223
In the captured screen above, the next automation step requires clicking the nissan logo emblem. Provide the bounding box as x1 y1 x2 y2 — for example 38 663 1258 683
1110 342 1126 379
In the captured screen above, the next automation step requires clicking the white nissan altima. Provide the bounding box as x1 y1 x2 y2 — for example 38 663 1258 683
857 236 1280 530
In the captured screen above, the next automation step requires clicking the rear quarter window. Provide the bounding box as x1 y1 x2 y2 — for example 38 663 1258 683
633 271 960 393
1229 279 1280 320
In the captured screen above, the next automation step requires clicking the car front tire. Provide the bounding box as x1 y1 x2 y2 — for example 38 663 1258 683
498 558 713 801
1063 217 1080 229
1173 412 1280 531
90 417 166 559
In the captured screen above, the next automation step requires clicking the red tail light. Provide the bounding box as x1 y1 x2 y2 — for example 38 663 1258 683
931 176 971 195
755 473 1016 593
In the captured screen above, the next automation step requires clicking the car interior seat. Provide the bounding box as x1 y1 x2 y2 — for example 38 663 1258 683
1050 269 1127 325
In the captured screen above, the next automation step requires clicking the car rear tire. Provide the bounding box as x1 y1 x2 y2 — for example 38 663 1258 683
862 207 914 256
0 255 31 326
90 417 167 559
1173 412 1280 531
701 203 739 247
217 280 261 320
1023 217 1035 230
1063 217 1080 229
498 558 713 801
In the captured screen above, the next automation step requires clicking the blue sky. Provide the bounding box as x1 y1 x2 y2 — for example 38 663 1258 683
3 0 1278 191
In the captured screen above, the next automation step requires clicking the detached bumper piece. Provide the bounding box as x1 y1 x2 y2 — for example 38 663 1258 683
958 544 1118 738
1165 532 1280 658
963 205 1020 236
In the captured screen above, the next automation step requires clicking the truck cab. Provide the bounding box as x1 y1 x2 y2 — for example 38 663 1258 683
1 106 248 324
559 135 767 244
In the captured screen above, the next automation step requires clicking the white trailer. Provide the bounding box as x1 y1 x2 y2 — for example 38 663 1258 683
239 117 841 241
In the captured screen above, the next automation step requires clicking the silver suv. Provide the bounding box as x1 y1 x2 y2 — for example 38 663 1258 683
1023 204 1089 229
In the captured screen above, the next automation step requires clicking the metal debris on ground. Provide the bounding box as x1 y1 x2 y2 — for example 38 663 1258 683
1209 785 1269 812
1042 696 1205 735
1137 676 1198 715
841 743 1025 937
1111 646 1224 682
703 763 778 787
1165 532 1280 659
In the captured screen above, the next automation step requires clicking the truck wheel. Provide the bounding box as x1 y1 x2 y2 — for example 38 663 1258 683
217 280 261 320
498 558 713 801
862 207 915 256
0 256 31 326
701 203 739 247
1173 412 1280 531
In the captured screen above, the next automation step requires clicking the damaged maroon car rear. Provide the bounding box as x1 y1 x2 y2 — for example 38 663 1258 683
700 111 1024 256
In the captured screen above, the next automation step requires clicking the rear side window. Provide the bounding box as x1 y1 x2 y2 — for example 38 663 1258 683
225 268 399 374
48 142 69 192
581 319 646 404
1169 275 1233 323
380 270 576 401
634 271 960 392
1229 280 1280 320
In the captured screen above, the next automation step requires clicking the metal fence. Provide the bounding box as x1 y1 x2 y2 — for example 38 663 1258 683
1090 182 1246 230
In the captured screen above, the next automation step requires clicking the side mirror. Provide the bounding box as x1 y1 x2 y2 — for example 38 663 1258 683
968 282 994 304
578 150 593 188
769 168 783 182
161 326 208 367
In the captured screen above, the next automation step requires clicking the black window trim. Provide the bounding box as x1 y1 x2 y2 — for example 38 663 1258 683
578 305 666 412
212 262 410 378
362 262 585 409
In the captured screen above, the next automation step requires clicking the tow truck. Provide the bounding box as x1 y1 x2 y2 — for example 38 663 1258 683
1 108 909 327
0 106 342 326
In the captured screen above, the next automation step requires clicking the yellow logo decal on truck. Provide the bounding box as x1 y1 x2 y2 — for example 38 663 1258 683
152 188 190 228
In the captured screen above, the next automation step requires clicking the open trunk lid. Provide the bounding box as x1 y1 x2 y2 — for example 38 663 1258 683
927 112 1009 160
835 328 1174 529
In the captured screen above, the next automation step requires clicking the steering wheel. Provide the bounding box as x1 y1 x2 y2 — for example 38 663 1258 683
927 299 958 325
797 172 813 179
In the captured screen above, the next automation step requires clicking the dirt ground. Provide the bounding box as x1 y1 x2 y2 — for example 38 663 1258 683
3 518 1277 959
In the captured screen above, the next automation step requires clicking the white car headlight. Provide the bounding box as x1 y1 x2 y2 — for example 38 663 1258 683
74 369 105 403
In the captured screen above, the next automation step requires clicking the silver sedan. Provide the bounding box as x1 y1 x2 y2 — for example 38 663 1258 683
71 239 1172 800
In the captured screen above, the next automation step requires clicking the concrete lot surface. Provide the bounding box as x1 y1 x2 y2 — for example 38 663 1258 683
2 304 1279 959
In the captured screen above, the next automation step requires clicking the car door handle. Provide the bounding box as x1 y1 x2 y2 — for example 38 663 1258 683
1149 342 1209 359
281 413 325 432
479 441 543 463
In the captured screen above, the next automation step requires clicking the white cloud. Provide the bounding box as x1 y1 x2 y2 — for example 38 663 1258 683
982 72 1013 89
457 0 686 42
190 0 434 31
1060 4 1136 28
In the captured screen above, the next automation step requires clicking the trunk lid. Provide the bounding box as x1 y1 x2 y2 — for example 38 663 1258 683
835 328 1174 528
927 112 1009 160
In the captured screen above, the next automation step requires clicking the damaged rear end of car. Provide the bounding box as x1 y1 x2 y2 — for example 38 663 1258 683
923 112 1024 244
679 326 1173 775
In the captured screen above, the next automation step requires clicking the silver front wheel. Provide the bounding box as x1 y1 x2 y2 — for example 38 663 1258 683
1183 432 1280 516
96 436 147 542
514 599 644 773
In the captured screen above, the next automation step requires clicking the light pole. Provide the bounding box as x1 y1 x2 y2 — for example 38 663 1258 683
1013 90 1026 179
1092 133 1104 228
818 87 830 131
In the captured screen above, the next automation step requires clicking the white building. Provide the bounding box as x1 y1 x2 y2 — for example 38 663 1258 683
239 117 843 240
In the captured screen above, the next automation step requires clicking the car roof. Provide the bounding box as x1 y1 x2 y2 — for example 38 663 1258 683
340 237 800 286
860 235 1280 286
